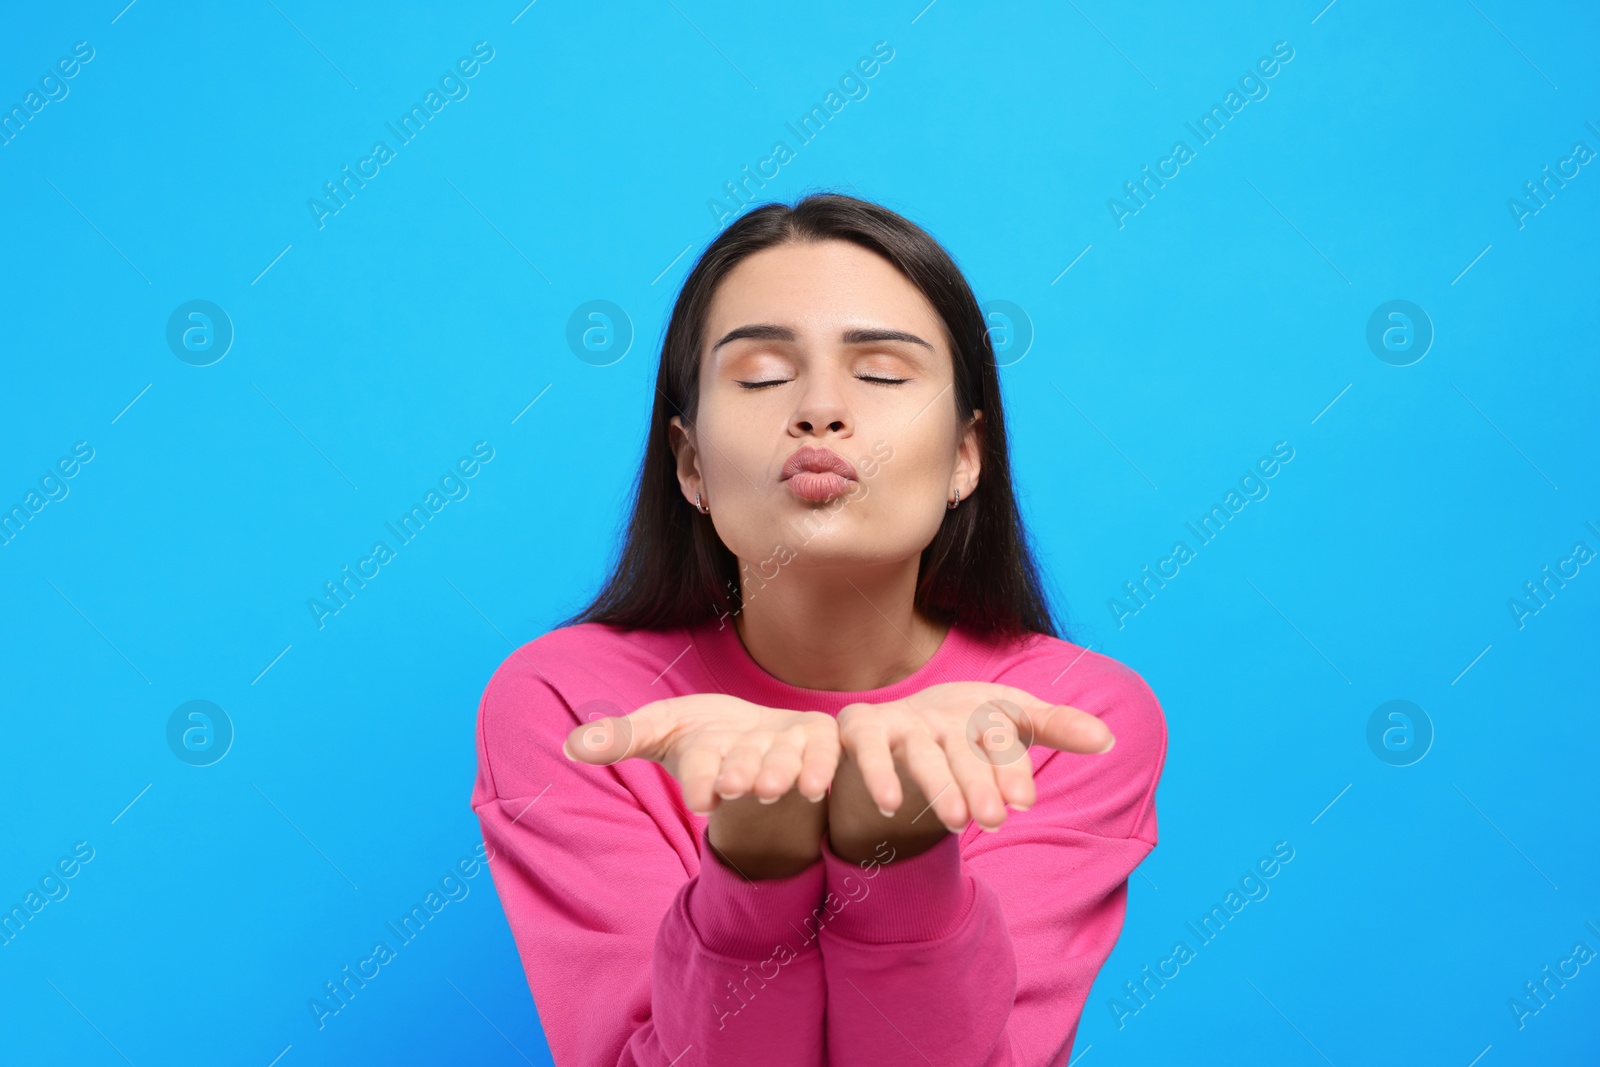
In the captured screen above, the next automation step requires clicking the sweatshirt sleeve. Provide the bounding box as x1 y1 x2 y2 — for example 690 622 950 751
470 661 831 1067
814 661 1167 1067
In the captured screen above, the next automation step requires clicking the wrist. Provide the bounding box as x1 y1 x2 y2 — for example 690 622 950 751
827 753 953 864
828 812 949 865
707 789 828 880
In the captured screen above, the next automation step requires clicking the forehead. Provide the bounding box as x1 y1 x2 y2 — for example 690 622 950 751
703 239 944 344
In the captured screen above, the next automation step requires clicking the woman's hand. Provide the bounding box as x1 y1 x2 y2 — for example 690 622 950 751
828 682 1115 862
563 693 841 878
562 693 841 810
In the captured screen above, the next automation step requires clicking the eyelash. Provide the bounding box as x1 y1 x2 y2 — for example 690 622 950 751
736 375 909 390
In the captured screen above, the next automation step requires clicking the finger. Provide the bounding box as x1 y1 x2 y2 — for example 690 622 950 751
993 753 1037 812
562 699 676 766
1024 698 1114 755
840 714 901 814
677 740 732 816
900 730 965 831
563 716 633 765
966 701 1038 811
796 714 842 802
748 727 805 803
713 736 771 801
941 730 1009 831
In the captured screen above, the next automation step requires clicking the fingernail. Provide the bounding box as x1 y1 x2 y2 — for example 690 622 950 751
979 823 1000 833
561 743 576 762
805 792 826 803
1098 735 1116 753
1006 802 1031 812
878 806 896 818
757 794 780 805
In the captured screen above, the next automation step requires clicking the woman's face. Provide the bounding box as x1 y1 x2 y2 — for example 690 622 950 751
669 238 982 575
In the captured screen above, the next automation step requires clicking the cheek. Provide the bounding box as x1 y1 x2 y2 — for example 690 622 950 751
873 427 951 499
694 411 781 556
885 480 952 547
695 407 767 492
859 439 952 541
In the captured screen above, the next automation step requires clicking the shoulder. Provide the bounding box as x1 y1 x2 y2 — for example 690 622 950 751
479 621 694 722
476 621 705 758
474 621 693 802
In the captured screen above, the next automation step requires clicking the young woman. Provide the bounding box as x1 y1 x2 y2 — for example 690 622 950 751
469 193 1167 1066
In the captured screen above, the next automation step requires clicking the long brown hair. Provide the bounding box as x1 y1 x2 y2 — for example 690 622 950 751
558 192 1064 643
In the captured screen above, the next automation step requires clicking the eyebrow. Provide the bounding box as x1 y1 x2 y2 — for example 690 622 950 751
709 324 935 353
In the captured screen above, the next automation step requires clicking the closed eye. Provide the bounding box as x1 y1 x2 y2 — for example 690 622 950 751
735 375 910 390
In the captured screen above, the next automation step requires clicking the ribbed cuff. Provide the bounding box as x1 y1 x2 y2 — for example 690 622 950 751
687 823 826 959
818 832 973 944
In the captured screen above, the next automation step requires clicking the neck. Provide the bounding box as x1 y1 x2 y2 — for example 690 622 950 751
730 558 950 692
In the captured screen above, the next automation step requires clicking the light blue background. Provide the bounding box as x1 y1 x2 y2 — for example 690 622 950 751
2 1 1596 1063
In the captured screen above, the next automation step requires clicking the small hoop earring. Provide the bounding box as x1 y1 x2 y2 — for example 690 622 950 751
947 488 961 510
696 492 709 514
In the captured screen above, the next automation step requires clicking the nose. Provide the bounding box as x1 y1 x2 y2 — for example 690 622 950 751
788 366 851 438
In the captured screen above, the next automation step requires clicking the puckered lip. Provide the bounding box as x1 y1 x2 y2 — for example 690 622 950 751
780 446 858 481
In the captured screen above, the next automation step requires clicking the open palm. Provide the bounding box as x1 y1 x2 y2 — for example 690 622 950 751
835 681 1116 832
563 693 842 816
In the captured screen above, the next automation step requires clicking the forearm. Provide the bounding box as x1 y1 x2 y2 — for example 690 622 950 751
815 830 1019 1067
642 820 830 1065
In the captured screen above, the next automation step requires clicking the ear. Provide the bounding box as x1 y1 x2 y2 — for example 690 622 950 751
954 409 983 497
668 415 704 505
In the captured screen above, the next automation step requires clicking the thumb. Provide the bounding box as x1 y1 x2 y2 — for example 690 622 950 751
1021 697 1115 755
562 700 672 766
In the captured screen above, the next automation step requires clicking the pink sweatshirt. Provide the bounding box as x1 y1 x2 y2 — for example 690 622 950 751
470 614 1167 1066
